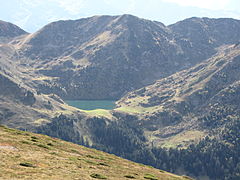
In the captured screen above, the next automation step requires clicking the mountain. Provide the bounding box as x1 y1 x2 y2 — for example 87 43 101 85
0 20 27 43
16 14 179 99
0 69 76 130
35 44 240 179
13 15 240 100
170 17 240 47
0 20 27 37
0 125 190 180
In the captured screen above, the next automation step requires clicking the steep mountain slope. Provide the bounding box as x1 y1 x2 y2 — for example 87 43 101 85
14 15 240 100
0 23 100 133
117 44 240 148
0 125 190 180
0 71 76 130
150 118 240 179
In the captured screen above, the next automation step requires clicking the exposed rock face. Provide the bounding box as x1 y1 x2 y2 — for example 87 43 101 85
0 74 36 105
17 15 240 100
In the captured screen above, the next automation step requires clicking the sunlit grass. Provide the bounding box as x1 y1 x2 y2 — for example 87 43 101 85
81 109 113 119
115 106 159 114
0 126 188 180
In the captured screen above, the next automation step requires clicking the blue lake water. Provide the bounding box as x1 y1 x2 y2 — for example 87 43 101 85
65 100 116 110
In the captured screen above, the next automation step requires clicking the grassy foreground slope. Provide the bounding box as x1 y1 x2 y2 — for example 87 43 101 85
0 125 190 180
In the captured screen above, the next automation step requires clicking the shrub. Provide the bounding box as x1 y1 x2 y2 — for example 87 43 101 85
98 162 109 166
19 162 35 168
144 173 158 180
90 173 107 179
37 144 50 149
124 175 136 178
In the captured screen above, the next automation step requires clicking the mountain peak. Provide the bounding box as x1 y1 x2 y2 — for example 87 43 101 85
117 14 149 23
0 20 27 38
120 14 138 18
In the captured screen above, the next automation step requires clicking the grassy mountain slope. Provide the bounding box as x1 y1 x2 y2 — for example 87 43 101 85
0 125 190 180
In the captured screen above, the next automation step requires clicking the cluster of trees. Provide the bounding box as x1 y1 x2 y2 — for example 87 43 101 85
36 114 85 145
151 120 240 179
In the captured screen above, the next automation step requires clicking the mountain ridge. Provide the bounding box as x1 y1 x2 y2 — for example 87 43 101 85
11 15 240 100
